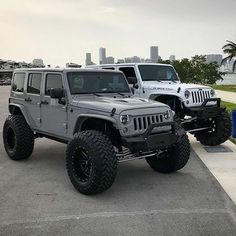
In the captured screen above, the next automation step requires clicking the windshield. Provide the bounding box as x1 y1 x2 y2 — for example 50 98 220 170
67 72 130 94
138 65 179 81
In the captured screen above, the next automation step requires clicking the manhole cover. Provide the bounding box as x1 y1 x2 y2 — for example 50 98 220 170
204 145 233 153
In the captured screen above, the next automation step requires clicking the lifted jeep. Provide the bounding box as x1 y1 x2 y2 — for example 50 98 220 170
3 68 190 195
89 63 232 146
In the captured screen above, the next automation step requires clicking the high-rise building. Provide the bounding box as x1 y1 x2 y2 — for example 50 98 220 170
117 59 125 63
140 58 145 63
150 46 159 62
85 53 92 66
124 57 132 63
206 54 223 65
131 56 141 63
99 47 106 64
123 56 141 63
169 55 176 62
85 53 95 66
106 56 115 64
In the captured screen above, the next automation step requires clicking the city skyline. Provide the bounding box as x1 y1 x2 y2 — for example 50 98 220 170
0 50 227 68
0 0 235 66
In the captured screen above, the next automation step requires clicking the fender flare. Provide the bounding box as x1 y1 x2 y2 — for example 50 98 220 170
73 114 117 134
9 103 31 126
148 93 183 102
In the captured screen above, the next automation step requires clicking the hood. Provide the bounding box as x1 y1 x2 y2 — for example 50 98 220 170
71 95 169 114
142 81 212 93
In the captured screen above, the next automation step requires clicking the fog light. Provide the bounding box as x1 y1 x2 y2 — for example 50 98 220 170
123 127 128 133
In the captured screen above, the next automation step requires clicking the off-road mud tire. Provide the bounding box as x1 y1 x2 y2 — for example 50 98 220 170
194 110 232 146
146 131 190 173
3 115 34 160
66 130 117 195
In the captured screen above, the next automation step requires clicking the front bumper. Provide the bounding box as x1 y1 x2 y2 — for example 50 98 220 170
122 122 185 152
185 98 223 119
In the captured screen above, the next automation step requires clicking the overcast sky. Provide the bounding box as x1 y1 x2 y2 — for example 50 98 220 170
0 0 236 66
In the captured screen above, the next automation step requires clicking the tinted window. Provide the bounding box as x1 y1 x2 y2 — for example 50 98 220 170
67 72 130 94
12 73 25 92
119 67 137 84
27 73 42 94
138 65 178 81
45 74 63 95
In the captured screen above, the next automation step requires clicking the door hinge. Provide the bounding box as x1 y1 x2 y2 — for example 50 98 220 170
63 123 68 129
37 118 41 123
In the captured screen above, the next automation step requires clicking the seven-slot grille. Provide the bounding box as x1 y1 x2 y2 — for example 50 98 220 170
133 114 164 131
191 90 211 104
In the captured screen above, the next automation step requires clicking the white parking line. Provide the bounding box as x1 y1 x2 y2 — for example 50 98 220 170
0 208 231 226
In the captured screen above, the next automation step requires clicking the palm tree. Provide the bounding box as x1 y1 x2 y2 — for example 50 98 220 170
222 40 236 63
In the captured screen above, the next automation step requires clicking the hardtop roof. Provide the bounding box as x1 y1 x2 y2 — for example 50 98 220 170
13 68 124 73
87 63 173 67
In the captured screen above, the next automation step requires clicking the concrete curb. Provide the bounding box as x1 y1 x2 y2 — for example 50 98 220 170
190 134 236 204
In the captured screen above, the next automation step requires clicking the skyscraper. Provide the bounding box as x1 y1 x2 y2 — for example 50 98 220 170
206 54 223 65
150 46 159 62
106 56 115 64
99 47 106 64
85 53 95 66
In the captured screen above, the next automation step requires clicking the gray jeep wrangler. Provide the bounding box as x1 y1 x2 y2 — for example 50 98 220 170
3 68 190 195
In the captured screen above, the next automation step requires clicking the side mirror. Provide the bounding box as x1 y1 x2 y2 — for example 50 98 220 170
50 88 66 105
50 88 64 99
127 77 137 85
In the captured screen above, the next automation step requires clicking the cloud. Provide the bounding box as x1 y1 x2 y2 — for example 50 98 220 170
0 0 235 66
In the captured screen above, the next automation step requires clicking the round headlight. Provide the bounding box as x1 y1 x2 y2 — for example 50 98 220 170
120 115 130 124
210 89 215 97
164 110 171 119
185 90 190 99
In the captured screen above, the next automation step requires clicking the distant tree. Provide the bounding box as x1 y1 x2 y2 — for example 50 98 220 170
222 40 236 63
172 59 194 83
160 55 223 84
191 55 224 84
159 58 193 83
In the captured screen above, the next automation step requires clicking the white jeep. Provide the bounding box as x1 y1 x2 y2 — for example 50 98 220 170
88 63 232 146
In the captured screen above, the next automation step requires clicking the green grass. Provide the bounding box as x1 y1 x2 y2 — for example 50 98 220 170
221 101 236 113
230 138 236 145
212 84 236 93
220 101 236 144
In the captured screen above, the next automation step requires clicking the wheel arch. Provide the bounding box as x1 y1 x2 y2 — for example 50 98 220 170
149 93 182 102
73 114 117 134
8 104 31 126
149 94 184 116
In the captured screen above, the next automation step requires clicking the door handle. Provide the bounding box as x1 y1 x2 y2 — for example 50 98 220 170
41 100 49 105
25 97 32 102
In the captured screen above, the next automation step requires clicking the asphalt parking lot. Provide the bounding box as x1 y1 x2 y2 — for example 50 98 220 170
0 86 236 236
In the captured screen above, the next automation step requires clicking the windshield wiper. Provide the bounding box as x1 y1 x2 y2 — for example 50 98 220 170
113 92 130 97
101 91 130 97
92 93 103 97
75 92 103 97
117 92 126 96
